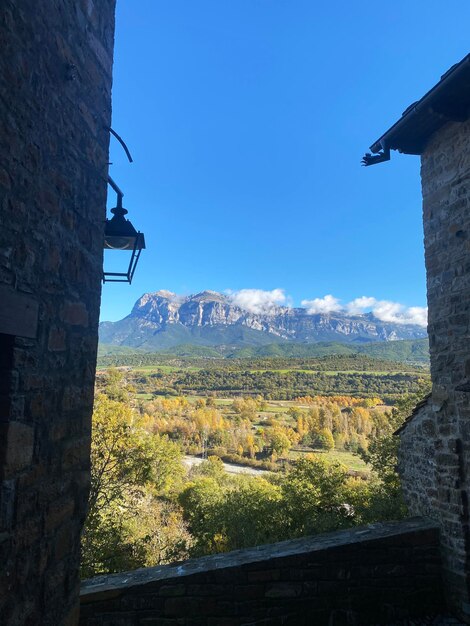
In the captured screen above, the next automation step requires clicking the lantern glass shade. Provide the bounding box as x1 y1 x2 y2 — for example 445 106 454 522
104 232 145 251
104 206 146 251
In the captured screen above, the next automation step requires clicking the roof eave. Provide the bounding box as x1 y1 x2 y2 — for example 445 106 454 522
364 53 470 164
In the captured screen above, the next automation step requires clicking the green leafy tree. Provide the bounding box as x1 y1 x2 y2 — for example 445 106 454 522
316 427 335 451
279 456 351 536
360 383 431 482
190 455 230 484
81 394 188 577
357 382 431 521
179 473 283 555
264 426 292 456
97 367 134 402
217 477 283 550
178 477 226 555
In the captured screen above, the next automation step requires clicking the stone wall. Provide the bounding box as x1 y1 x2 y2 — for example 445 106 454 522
0 2 115 624
80 518 444 626
398 118 470 619
397 398 437 521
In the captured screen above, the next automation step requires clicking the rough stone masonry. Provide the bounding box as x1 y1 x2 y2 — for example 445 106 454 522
80 519 445 626
362 55 470 621
0 2 116 624
399 116 470 617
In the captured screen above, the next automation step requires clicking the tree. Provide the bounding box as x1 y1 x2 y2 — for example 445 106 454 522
264 426 292 456
81 394 188 577
231 397 259 421
356 383 431 522
191 455 227 481
219 477 283 550
279 456 351 536
359 383 431 483
97 367 134 402
178 476 226 555
179 472 284 555
316 427 335 451
81 494 192 579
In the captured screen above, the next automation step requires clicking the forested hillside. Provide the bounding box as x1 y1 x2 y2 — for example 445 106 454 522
99 337 429 365
96 352 429 401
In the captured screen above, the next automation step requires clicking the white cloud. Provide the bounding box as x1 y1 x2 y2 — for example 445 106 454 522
301 293 428 327
227 288 287 314
224 288 428 327
301 294 342 314
346 296 377 314
370 300 402 323
371 301 428 327
346 295 427 327
405 307 428 327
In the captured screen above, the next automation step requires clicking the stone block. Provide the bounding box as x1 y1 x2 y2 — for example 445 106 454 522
247 570 280 583
0 421 34 477
165 596 216 617
0 479 16 531
159 584 186 597
264 582 302 598
48 327 66 352
62 302 89 327
45 497 75 533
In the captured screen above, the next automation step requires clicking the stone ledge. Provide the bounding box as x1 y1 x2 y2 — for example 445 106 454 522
81 517 438 601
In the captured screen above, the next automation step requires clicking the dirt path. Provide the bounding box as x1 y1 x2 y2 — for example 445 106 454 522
183 455 267 476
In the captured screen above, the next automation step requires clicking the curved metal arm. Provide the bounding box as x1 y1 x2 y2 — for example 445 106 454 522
107 175 124 200
107 127 133 163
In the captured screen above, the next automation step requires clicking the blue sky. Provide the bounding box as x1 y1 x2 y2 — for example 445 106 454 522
101 1 470 322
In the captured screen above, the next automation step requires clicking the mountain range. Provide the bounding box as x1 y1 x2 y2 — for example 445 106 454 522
99 290 427 351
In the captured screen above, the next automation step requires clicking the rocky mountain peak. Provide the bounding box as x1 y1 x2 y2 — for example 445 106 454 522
101 290 427 350
189 290 228 303
153 289 177 299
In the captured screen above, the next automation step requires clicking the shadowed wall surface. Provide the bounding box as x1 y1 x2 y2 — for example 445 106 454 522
0 2 115 623
398 118 470 619
80 518 444 626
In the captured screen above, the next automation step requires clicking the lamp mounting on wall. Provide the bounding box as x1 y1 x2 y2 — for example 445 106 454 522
103 128 146 284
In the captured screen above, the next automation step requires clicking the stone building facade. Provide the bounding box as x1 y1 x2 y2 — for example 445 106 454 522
0 2 116 624
364 54 470 619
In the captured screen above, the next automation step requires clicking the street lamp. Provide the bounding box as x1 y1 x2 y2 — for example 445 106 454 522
103 176 146 284
102 129 146 284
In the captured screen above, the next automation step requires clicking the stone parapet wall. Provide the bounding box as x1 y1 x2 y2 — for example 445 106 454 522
398 398 468 611
0 2 115 624
80 518 443 626
398 398 439 521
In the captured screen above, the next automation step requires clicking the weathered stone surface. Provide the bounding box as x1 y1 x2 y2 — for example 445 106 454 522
0 1 115 623
0 422 34 477
398 117 470 620
80 519 444 625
